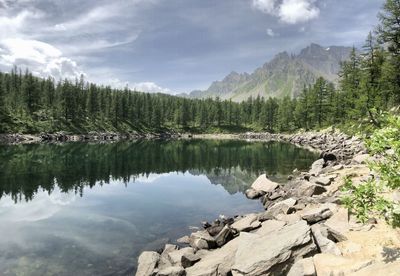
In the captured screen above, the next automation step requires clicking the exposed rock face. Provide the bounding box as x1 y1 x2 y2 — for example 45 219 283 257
232 220 316 275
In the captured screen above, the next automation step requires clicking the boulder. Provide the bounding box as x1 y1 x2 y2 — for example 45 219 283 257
214 225 235 247
231 213 261 232
232 220 317 275
313 254 374 276
206 224 224 236
295 182 327 197
261 198 297 218
177 236 190 244
254 220 286 236
311 224 342 256
311 176 332 186
181 253 201 269
136 251 160 276
245 188 264 199
157 266 186 276
186 235 242 276
301 206 333 224
287 257 316 276
310 159 325 176
189 230 216 250
167 247 194 266
324 207 349 236
251 174 279 193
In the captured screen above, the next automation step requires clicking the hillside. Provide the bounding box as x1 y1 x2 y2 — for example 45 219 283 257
187 43 352 101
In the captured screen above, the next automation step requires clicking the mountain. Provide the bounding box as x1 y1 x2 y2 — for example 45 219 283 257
187 43 352 101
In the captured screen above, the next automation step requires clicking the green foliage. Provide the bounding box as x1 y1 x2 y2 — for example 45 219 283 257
342 113 400 227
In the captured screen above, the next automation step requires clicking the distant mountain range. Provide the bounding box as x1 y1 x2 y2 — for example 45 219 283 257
185 43 352 101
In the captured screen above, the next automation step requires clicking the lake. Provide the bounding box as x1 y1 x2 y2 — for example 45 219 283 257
0 139 318 275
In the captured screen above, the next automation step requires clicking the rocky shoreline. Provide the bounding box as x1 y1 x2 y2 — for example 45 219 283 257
0 131 181 144
136 131 400 276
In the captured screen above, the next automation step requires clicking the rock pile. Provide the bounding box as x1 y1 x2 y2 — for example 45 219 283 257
136 132 399 275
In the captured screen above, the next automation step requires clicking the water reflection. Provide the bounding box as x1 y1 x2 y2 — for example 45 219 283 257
0 140 318 275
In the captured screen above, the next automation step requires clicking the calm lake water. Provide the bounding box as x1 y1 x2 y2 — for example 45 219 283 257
0 139 318 275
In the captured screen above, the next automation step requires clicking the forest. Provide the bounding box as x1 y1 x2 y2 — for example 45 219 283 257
0 1 399 134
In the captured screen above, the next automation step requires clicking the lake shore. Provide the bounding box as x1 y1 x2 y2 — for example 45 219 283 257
136 130 400 275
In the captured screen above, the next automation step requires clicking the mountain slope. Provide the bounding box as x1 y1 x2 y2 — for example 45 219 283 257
188 43 352 101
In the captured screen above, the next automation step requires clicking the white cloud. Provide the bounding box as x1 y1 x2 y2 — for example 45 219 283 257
278 0 319 24
266 28 275 37
0 38 84 80
252 0 320 24
132 82 172 93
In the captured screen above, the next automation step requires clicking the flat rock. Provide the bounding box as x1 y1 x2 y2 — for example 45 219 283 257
231 213 261 232
251 174 279 193
294 182 327 197
325 207 349 236
186 234 242 276
189 230 216 250
261 198 297 218
232 220 316 275
312 176 332 186
136 251 160 276
181 253 201 268
313 254 374 276
302 206 333 224
287 257 316 276
254 220 286 236
311 224 341 256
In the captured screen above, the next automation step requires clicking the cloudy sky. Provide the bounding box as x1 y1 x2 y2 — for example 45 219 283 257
0 0 384 94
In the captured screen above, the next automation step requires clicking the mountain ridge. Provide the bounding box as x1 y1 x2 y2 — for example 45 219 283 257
185 43 352 102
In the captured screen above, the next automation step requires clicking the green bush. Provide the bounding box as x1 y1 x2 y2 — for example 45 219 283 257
342 113 400 227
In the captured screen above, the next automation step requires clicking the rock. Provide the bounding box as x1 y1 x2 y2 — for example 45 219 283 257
214 225 235 247
181 253 201 269
261 198 297 218
287 257 316 276
339 241 362 255
231 213 261 232
136 251 160 276
288 174 294 180
332 164 344 171
254 220 286 236
302 206 333 224
295 182 327 197
275 213 302 223
157 266 185 276
313 254 374 276
245 188 264 199
206 224 224 236
189 230 216 250
167 247 194 266
311 224 342 256
251 174 279 193
323 224 347 242
312 176 332 186
186 234 242 276
177 236 190 244
232 220 317 275
349 260 400 276
352 154 370 164
325 207 349 235
310 159 325 176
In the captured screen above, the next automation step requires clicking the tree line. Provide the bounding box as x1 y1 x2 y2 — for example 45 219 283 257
0 0 399 134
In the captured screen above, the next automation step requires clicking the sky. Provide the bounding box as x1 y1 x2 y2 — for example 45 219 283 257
0 0 385 94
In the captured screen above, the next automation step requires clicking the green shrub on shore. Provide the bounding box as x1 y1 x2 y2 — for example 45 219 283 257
342 113 400 227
